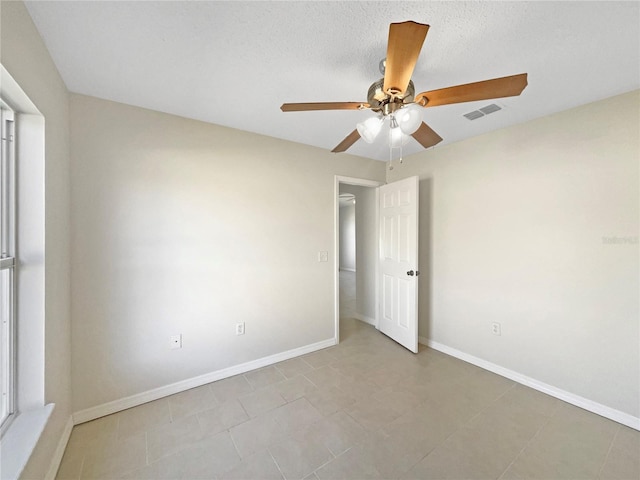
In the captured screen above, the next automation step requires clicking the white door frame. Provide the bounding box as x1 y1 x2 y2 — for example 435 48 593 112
334 175 384 344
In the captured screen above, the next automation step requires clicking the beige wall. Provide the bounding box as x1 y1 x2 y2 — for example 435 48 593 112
338 202 356 271
0 1 72 478
389 90 640 417
69 94 385 411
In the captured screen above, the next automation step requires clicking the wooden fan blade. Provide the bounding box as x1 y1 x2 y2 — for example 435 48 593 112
281 102 369 112
383 21 429 96
415 73 528 107
412 122 443 149
332 129 361 153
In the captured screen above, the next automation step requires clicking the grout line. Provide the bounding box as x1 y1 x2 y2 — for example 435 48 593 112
168 400 174 423
325 445 338 461
210 390 222 405
341 409 371 435
300 357 315 370
313 452 338 475
405 381 520 475
213 397 253 431
266 449 286 479
464 402 492 427
405 443 439 476
272 364 287 379
314 445 354 474
228 428 243 460
194 410 204 436
301 372 321 389
597 424 620 478
496 380 518 400
415 420 460 469
237 396 251 419
460 378 518 428
204 383 221 410
497 408 554 479
144 431 149 467
241 373 251 390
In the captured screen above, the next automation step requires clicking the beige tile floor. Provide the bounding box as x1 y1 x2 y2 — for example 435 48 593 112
339 270 356 320
55 274 638 479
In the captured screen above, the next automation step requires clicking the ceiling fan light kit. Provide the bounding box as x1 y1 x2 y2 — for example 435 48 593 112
396 104 423 135
388 115 410 149
280 20 528 164
356 116 384 143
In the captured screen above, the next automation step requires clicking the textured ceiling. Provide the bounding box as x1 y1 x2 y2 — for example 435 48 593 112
24 1 640 161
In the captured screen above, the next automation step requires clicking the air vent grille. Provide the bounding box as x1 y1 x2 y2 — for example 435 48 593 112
464 111 484 121
480 104 502 115
464 103 502 121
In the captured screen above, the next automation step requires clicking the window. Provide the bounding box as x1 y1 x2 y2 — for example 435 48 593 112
0 100 15 433
0 66 51 479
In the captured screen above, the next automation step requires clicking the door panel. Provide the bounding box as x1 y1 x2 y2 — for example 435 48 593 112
383 274 394 320
398 279 411 328
378 176 419 353
399 214 411 262
382 216 395 260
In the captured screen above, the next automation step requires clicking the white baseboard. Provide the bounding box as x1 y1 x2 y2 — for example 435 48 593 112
45 415 73 480
73 337 337 425
420 337 639 431
354 313 376 327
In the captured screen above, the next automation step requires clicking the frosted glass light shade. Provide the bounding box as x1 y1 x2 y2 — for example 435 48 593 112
389 126 409 148
396 105 423 135
356 116 383 143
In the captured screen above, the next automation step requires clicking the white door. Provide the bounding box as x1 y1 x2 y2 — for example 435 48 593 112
378 176 419 353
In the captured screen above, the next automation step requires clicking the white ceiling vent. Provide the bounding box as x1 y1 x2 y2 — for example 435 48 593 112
464 110 485 120
480 103 502 115
464 103 502 121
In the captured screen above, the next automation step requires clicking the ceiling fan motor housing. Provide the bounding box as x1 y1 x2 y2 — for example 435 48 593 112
367 78 415 115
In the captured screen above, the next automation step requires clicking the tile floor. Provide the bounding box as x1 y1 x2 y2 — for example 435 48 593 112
55 273 638 479
339 270 356 320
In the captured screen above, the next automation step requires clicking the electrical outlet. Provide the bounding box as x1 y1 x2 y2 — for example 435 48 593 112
236 322 245 335
170 334 182 349
318 251 328 262
491 322 501 336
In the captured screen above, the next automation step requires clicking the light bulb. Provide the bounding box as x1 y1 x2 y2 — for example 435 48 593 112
356 116 382 144
389 125 409 148
396 104 423 135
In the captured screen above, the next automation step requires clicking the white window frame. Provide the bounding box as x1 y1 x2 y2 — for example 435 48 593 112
0 101 16 435
0 64 52 480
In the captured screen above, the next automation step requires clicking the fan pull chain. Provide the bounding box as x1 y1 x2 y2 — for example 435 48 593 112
388 145 403 170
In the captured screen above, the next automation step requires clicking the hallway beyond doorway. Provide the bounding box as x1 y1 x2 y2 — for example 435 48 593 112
339 270 356 320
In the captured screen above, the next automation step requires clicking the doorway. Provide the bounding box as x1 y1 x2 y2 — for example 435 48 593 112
334 175 421 352
338 192 356 319
334 176 383 343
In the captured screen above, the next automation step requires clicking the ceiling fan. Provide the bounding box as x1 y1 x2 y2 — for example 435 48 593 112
280 21 528 154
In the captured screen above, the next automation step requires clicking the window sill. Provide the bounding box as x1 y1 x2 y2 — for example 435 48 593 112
0 404 54 480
